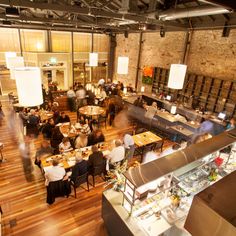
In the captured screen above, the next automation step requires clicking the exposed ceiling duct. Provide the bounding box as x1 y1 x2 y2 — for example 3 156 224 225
159 5 231 21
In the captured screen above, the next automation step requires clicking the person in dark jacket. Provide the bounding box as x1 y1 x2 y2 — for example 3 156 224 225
42 118 55 139
70 154 88 183
56 112 70 124
87 129 105 146
88 145 105 171
50 126 64 154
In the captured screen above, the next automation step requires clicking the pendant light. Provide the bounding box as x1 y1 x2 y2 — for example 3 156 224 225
5 52 17 69
14 67 43 107
7 56 25 80
167 64 187 89
117 57 129 75
89 53 98 67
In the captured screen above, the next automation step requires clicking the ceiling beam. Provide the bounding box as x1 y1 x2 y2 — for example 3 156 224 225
202 1 236 10
0 0 187 29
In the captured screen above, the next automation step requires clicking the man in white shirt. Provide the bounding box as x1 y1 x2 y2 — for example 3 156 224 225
108 140 125 166
45 160 66 186
123 133 135 160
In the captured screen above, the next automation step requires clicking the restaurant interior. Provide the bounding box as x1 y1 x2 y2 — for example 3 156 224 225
0 0 236 236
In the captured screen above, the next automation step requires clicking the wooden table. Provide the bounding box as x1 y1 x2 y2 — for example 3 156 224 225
41 142 112 171
132 131 162 147
79 105 105 117
39 111 54 122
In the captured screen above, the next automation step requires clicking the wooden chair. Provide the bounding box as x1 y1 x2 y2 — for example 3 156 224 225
152 139 164 152
70 172 89 198
89 164 105 187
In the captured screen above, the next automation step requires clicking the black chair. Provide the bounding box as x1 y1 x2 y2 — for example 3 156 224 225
152 139 164 152
135 127 148 135
70 172 89 198
89 164 105 187
46 179 71 204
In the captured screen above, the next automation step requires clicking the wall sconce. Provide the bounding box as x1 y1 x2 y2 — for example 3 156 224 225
141 86 145 93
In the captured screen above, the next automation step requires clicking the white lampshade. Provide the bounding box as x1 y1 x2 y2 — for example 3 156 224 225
14 67 43 107
141 86 145 93
5 52 17 68
123 87 127 94
89 53 98 67
170 105 177 114
117 57 129 75
168 64 187 89
7 57 25 80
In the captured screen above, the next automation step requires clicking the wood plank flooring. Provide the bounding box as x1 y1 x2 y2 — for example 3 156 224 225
0 99 172 236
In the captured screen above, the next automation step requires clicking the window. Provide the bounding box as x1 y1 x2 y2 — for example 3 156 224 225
51 31 71 52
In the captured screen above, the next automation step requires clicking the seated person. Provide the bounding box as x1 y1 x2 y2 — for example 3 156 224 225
59 137 72 153
56 112 70 124
74 132 88 149
50 126 64 153
45 159 66 186
42 118 55 139
226 118 235 130
145 102 158 119
79 120 91 136
108 140 125 166
98 87 107 102
88 145 105 171
70 154 88 183
35 140 54 168
87 129 105 146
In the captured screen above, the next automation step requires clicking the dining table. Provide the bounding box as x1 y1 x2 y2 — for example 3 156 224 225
79 105 105 117
133 131 162 147
41 141 112 172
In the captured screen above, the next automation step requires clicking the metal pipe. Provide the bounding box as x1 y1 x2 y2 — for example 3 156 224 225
159 5 231 21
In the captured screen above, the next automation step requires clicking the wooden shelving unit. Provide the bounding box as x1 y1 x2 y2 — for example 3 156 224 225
151 67 236 118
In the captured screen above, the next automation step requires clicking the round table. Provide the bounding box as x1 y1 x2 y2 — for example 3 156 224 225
79 105 105 117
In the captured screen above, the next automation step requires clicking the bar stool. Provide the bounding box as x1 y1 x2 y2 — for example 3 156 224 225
0 143 6 162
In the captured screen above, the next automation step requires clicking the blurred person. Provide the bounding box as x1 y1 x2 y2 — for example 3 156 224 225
50 126 64 154
76 85 86 108
79 119 91 136
133 96 143 107
98 78 105 86
145 102 158 119
19 136 34 182
67 87 76 112
19 107 28 127
34 140 54 168
0 102 5 126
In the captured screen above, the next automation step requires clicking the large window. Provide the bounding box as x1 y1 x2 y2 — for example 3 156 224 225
73 33 91 52
0 28 20 52
21 29 47 52
51 31 71 52
93 34 109 52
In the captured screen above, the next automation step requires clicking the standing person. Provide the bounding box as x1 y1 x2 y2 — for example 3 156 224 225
145 102 158 119
76 85 86 120
35 140 54 168
67 87 76 112
122 133 135 160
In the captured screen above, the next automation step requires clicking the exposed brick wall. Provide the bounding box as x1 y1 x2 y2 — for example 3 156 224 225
114 29 236 91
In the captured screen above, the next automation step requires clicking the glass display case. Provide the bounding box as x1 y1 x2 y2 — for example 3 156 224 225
119 131 236 236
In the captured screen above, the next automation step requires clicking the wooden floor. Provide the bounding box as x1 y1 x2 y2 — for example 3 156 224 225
0 99 172 236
